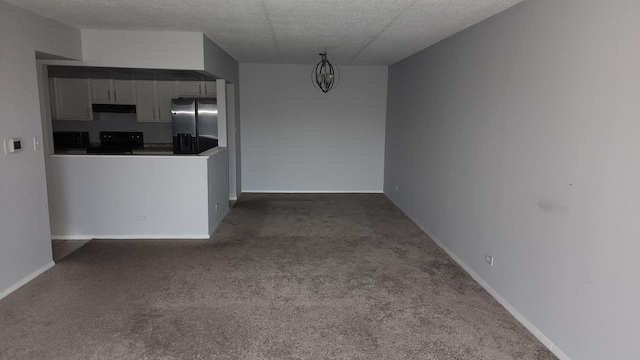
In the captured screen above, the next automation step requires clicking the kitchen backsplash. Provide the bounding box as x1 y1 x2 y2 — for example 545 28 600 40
52 112 172 144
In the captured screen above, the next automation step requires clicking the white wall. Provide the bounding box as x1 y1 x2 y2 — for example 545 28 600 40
240 63 387 192
39 30 205 71
39 30 209 75
383 0 640 359
216 79 228 147
203 35 239 84
0 0 82 299
80 30 204 70
226 83 238 199
207 148 230 234
48 154 214 239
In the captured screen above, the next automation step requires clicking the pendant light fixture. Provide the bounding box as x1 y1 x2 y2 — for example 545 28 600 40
312 52 339 93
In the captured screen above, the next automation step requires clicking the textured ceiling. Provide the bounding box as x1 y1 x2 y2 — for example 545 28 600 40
7 0 525 65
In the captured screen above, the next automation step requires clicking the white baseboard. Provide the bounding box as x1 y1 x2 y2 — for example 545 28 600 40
52 234 210 240
209 208 230 237
385 196 571 360
51 235 93 240
242 190 384 194
52 208 233 241
0 261 55 301
426 232 571 360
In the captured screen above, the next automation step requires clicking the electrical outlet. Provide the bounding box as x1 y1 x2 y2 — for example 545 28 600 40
215 203 219 210
395 185 398 192
137 214 148 221
485 254 494 266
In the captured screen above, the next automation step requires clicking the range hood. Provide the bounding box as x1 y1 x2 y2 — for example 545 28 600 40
92 104 136 113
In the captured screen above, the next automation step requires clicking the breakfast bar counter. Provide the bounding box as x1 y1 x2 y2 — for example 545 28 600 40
48 147 229 240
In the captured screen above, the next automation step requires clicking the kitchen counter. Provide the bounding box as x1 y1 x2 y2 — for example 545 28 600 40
131 147 173 155
54 148 172 155
52 146 224 157
48 146 229 240
54 142 175 155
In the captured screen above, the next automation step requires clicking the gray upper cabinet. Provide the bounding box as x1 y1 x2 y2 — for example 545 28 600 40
91 79 111 103
91 79 136 104
50 75 211 123
156 81 178 122
52 78 93 121
48 78 57 120
136 80 178 122
135 81 157 122
203 81 216 96
178 81 216 97
178 81 203 97
113 80 136 104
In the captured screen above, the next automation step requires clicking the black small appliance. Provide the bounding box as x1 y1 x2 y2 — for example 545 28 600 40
53 131 90 151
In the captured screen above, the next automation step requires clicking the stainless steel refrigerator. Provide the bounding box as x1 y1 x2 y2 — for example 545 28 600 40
171 98 218 154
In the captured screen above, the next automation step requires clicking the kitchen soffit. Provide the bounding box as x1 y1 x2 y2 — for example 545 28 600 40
47 66 218 82
9 0 525 66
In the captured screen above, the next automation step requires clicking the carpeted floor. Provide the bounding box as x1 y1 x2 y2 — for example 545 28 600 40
0 194 556 360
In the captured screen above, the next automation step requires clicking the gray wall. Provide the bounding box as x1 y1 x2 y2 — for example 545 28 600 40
0 0 82 298
240 63 387 193
383 0 640 359
203 35 242 199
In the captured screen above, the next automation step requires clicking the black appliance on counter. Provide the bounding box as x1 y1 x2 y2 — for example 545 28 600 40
172 98 218 154
85 131 143 154
53 131 90 151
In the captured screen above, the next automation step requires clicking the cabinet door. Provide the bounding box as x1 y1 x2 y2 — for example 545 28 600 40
49 78 57 120
135 81 157 122
178 81 203 96
91 79 112 103
113 80 136 104
55 78 93 121
203 81 217 97
156 81 178 122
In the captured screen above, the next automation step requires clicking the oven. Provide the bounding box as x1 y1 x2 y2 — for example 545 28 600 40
86 131 143 154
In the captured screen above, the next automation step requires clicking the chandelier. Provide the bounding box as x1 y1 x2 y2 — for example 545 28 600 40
312 52 339 93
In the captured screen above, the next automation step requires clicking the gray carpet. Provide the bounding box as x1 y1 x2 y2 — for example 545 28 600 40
0 194 556 359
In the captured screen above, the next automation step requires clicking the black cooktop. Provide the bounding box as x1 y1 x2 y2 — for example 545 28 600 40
86 131 144 154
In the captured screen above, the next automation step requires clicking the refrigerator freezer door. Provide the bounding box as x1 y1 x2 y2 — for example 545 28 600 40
172 99 197 136
196 99 218 152
172 99 197 154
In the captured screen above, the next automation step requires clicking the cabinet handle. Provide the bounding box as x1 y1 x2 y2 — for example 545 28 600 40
204 83 207 94
153 109 156 119
108 91 111 101
158 109 161 119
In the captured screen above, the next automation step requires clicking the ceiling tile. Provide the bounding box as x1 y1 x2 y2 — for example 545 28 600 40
6 0 525 65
